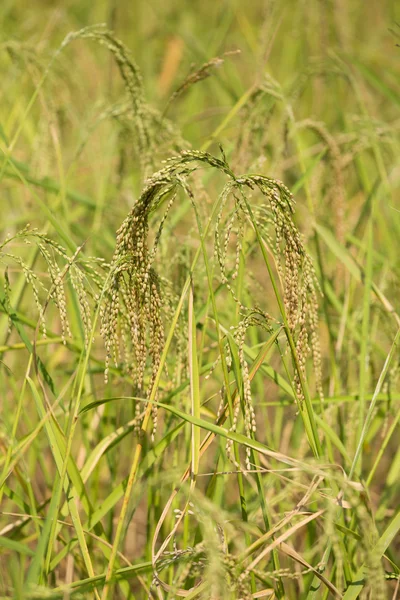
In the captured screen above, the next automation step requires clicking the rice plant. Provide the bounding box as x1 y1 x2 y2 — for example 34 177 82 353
0 3 399 599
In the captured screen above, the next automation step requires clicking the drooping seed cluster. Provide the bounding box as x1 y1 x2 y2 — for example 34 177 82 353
103 149 323 443
214 171 323 411
37 237 93 346
100 150 232 402
1 227 94 347
164 53 233 116
38 242 72 344
253 176 323 405
150 541 207 595
226 310 273 470
60 26 154 178
153 502 253 598
214 188 246 308
66 28 203 182
2 254 47 338
100 173 180 437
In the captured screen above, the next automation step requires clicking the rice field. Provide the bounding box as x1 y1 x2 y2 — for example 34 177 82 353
0 1 399 598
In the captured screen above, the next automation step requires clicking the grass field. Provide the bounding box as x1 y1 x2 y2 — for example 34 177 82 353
0 1 399 598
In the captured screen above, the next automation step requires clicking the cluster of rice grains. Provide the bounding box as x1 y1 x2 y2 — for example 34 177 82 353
100 178 172 438
215 165 323 469
101 148 323 462
60 26 188 182
1 226 97 348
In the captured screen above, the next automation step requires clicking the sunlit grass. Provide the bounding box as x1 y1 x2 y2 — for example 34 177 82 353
0 3 399 599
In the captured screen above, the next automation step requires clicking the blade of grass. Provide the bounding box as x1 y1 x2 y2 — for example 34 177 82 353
342 509 400 600
349 327 400 480
188 281 200 489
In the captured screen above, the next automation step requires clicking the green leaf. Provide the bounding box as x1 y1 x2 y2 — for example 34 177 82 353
342 509 400 599
0 535 35 556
